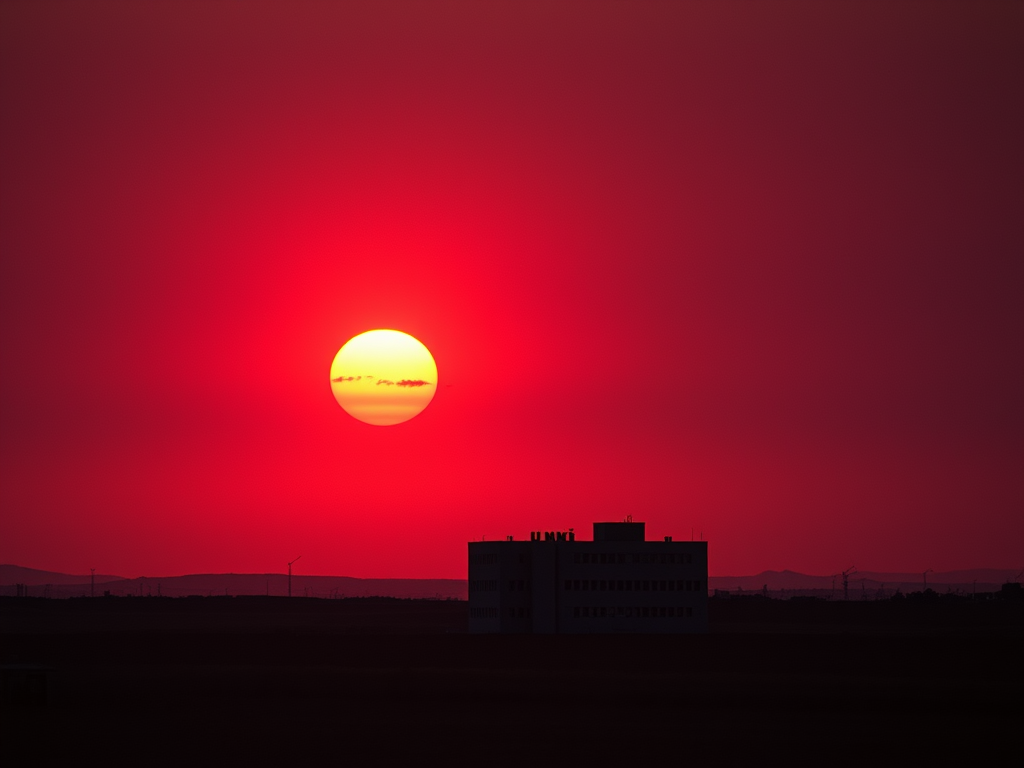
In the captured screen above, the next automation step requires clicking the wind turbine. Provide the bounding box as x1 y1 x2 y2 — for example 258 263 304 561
288 556 302 598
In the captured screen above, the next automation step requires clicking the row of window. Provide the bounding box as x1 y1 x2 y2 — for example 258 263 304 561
475 578 704 593
564 579 702 593
473 605 697 621
573 606 695 619
573 552 695 565
472 552 699 567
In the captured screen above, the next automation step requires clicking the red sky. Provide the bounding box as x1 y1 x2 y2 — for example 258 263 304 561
1 1 1021 579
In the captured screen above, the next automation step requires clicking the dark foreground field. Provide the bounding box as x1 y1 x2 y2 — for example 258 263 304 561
2 597 1020 767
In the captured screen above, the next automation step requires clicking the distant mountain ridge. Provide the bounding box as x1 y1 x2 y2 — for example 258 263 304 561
4 564 1020 599
0 565 125 586
708 568 1020 597
0 565 466 599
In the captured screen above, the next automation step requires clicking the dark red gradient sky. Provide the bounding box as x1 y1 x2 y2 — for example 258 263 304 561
2 1 1021 579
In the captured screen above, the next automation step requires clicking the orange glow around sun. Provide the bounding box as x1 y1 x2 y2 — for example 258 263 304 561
329 330 437 426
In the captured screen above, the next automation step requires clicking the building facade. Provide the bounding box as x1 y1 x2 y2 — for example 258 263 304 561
468 521 708 633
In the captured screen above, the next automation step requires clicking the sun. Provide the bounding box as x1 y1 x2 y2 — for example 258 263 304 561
329 330 438 426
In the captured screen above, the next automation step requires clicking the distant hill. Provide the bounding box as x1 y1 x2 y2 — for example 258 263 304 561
707 568 1020 597
2 564 1018 599
0 566 466 599
0 564 125 586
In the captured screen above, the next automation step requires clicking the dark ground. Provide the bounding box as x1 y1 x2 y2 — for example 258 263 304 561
2 596 1020 767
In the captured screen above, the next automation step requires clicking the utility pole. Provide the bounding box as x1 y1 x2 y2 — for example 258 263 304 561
90 568 95 598
842 566 857 601
288 556 302 598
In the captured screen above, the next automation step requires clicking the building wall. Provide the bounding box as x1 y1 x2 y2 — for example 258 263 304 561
468 526 709 634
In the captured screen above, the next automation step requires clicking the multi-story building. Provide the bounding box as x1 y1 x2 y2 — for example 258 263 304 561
468 520 708 633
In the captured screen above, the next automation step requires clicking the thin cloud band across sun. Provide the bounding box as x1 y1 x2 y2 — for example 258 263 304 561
329 330 437 426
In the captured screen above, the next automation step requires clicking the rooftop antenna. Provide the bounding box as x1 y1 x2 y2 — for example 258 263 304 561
90 568 95 599
288 556 302 598
922 568 933 590
842 566 857 601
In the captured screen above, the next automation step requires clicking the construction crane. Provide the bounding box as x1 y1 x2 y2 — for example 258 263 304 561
842 566 857 601
288 555 302 598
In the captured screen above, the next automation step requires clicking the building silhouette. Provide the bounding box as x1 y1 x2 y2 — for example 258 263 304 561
468 520 708 633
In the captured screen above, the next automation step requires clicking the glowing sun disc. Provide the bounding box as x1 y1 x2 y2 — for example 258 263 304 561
330 330 437 426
